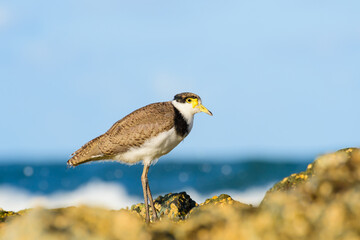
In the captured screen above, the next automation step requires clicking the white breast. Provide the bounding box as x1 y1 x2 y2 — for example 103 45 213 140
114 128 184 166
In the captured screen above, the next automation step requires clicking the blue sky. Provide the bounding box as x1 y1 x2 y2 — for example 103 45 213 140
1 1 359 162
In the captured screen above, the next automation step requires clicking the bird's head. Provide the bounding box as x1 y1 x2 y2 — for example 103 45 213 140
173 92 213 116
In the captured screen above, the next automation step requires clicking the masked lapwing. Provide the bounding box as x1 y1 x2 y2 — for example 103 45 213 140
67 92 212 223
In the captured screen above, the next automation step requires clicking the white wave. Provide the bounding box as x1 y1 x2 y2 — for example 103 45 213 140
0 181 141 212
0 181 272 212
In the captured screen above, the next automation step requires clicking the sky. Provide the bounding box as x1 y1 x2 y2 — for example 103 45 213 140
1 1 359 162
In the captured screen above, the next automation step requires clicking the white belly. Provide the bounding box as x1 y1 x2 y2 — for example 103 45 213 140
114 128 184 166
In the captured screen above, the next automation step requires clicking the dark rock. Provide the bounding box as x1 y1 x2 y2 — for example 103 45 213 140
131 192 197 221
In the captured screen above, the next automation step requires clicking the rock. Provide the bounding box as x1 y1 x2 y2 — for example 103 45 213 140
131 192 197 221
260 160 314 204
188 194 253 217
0 210 18 222
151 203 253 240
262 147 360 204
0 210 19 225
201 194 240 206
266 161 314 192
200 194 252 208
258 148 360 239
0 206 148 240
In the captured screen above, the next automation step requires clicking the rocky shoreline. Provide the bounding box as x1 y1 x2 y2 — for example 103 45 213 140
1 148 360 240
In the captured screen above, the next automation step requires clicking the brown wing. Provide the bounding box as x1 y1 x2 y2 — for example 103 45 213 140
67 101 175 166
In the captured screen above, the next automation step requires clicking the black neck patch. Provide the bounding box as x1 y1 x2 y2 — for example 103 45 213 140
173 106 189 137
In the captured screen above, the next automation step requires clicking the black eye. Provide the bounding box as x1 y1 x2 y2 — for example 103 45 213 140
186 98 192 103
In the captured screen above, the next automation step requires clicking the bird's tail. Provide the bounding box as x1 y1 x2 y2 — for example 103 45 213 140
67 135 103 167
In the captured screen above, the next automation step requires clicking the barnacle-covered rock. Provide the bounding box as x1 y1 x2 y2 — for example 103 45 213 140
131 192 197 221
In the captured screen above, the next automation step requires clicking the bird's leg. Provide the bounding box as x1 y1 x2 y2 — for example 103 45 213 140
141 164 150 223
146 180 158 221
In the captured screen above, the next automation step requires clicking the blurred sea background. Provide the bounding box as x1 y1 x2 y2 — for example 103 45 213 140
1 1 359 211
0 159 310 211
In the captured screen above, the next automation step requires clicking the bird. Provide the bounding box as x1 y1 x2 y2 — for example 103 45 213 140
67 92 213 223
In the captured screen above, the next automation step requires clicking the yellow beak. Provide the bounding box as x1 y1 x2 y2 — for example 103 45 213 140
198 104 213 116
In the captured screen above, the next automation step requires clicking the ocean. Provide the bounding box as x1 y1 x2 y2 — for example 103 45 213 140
0 158 310 211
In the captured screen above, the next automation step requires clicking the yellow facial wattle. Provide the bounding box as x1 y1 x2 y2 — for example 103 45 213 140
191 98 199 108
187 97 213 116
